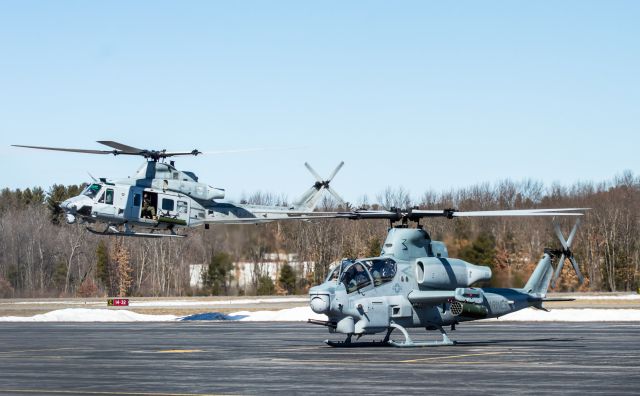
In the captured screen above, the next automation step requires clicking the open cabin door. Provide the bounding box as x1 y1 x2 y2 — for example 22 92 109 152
126 187 143 220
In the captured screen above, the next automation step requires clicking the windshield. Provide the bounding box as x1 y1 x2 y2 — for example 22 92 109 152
339 262 372 293
326 259 354 282
361 258 397 286
83 183 102 199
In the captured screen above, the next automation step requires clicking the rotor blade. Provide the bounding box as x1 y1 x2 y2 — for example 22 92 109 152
96 141 143 153
304 163 324 183
160 150 202 157
551 254 566 288
326 161 345 183
554 223 569 250
566 218 582 247
12 144 114 155
569 257 585 284
327 187 346 205
201 148 279 155
510 208 589 213
451 210 583 217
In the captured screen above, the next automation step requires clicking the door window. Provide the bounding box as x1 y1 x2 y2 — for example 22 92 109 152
105 189 114 205
177 201 188 214
161 198 175 212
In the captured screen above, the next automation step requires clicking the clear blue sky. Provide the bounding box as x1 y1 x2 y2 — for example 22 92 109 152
1 1 638 203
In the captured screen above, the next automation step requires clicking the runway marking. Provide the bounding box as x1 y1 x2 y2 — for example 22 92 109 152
0 390 229 396
155 349 204 354
272 350 513 365
400 351 510 363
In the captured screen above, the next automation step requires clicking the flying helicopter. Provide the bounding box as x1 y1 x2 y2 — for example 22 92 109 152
12 141 345 237
308 207 587 347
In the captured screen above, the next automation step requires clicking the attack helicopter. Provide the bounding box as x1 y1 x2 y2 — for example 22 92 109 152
12 141 345 237
308 207 587 347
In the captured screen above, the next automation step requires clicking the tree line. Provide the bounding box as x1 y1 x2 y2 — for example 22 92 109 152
0 170 638 298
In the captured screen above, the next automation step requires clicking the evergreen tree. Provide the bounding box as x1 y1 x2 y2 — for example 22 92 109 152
256 275 275 295
278 263 296 294
459 232 496 266
95 241 110 291
203 252 234 295
459 232 497 286
46 184 85 224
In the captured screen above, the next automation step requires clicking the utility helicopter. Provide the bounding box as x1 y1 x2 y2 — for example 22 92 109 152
12 141 345 237
308 207 587 347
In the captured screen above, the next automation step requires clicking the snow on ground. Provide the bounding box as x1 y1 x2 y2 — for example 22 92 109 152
0 308 178 322
130 297 309 307
1 294 638 308
0 297 309 307
229 307 327 322
0 307 639 322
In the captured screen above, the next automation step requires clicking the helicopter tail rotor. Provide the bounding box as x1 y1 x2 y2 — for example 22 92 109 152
293 162 346 210
551 218 584 288
305 161 346 205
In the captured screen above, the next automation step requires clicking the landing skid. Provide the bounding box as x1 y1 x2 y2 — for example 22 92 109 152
325 328 394 348
388 323 456 347
86 225 185 238
325 339 391 348
325 323 456 348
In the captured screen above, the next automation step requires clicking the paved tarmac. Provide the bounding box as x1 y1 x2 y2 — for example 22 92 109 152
0 321 638 395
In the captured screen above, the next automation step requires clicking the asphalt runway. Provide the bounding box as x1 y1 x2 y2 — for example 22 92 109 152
0 321 638 395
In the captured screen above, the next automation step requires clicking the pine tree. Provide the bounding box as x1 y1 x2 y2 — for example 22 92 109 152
459 232 497 286
96 241 110 291
256 275 275 295
278 263 296 295
203 252 234 295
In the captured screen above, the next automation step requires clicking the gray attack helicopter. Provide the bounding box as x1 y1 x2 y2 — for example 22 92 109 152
308 207 586 347
12 141 345 238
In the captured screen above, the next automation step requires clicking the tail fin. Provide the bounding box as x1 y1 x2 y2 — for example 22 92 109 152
523 253 554 295
293 162 345 211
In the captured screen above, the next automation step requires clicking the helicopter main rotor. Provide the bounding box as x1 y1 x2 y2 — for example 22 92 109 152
332 207 587 226
12 141 202 162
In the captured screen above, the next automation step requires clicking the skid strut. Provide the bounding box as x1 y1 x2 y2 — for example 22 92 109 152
388 322 455 348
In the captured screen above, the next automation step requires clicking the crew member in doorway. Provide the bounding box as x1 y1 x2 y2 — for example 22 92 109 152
141 193 156 219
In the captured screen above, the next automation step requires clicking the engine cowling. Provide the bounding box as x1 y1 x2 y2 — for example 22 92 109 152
415 257 491 289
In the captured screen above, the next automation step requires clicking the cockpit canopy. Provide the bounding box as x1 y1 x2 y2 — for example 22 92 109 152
82 183 102 199
326 258 397 293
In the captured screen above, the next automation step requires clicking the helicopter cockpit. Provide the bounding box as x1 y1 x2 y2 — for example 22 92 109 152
326 258 397 293
82 183 102 199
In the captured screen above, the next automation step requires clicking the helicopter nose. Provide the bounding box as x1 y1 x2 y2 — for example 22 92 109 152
60 199 75 212
310 294 331 314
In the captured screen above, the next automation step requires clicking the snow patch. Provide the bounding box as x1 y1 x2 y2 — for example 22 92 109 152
2 307 640 322
0 308 177 322
229 306 327 322
131 297 309 307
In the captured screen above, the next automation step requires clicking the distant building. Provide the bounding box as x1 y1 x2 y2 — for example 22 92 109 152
189 254 315 294
232 253 314 293
189 264 205 289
